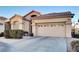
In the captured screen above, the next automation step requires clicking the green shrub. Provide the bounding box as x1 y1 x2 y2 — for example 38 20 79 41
4 30 23 39
71 40 79 49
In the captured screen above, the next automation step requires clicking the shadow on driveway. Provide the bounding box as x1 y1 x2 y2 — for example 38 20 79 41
0 42 11 52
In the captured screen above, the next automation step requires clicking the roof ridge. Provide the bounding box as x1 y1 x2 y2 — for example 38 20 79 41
23 10 41 17
0 16 7 20
44 11 72 15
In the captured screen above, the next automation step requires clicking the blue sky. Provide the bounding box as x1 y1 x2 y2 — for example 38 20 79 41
0 6 79 22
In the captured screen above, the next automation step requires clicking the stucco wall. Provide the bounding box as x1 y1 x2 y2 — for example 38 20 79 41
22 20 30 32
10 15 23 30
32 18 69 23
65 21 72 37
0 19 6 33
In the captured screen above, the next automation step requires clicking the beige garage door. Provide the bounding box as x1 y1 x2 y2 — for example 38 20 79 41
36 22 66 37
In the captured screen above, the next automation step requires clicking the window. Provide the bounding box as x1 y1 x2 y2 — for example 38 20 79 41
44 25 46 27
58 24 62 27
31 15 37 17
51 25 53 27
38 25 40 27
40 25 42 27
53 24 56 26
61 24 64 26
13 21 19 29
37 25 42 27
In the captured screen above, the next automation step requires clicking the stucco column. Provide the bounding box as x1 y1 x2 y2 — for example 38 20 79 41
11 22 14 30
11 24 13 29
65 21 72 37
28 21 32 35
3 23 5 31
32 23 36 36
19 22 23 30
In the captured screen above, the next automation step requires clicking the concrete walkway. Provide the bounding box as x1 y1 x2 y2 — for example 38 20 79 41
0 37 68 52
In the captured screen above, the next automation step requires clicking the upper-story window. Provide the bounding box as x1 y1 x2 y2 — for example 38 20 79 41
31 15 37 17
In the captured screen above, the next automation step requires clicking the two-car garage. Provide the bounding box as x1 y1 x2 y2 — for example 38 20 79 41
35 22 66 37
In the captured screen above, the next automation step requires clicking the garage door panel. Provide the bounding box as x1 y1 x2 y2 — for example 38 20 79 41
36 23 65 37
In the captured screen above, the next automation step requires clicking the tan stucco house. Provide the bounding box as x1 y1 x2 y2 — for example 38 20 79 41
72 21 79 34
0 16 7 33
5 11 74 37
31 11 74 37
5 14 28 32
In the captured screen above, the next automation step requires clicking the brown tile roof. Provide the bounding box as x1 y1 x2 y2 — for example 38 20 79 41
32 11 74 20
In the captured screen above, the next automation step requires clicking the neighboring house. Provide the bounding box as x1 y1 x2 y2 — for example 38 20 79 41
5 20 11 30
0 16 7 33
5 14 27 32
5 10 41 35
72 21 79 34
10 14 23 30
32 11 74 37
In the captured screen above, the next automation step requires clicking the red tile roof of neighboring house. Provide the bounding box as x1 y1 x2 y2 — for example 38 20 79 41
0 16 7 20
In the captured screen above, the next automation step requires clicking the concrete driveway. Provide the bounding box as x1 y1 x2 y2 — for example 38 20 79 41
0 36 68 52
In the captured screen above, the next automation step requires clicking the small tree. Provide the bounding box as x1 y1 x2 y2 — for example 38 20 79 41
4 30 23 39
71 40 79 52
